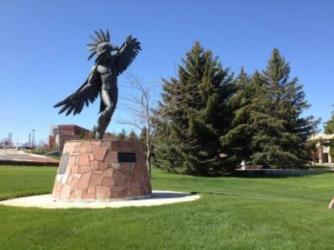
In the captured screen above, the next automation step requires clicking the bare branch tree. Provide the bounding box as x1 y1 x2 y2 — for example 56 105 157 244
118 74 159 177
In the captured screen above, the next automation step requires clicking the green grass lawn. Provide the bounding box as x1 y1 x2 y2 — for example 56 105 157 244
0 166 334 249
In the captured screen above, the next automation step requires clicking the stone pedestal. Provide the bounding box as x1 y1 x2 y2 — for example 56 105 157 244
52 139 151 201
329 198 334 209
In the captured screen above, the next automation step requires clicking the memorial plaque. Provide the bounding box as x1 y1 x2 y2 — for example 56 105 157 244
118 152 137 163
58 153 69 175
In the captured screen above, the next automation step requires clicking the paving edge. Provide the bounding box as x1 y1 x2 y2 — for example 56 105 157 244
0 190 200 209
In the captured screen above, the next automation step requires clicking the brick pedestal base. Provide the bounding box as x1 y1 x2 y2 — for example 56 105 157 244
52 139 151 201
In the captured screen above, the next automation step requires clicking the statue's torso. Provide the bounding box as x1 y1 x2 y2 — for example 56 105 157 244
96 63 117 90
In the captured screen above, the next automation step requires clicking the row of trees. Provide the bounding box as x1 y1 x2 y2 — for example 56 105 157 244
150 42 318 176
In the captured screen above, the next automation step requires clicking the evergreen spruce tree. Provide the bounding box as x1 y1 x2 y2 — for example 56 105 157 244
152 106 182 172
153 42 234 175
221 68 255 166
250 49 317 168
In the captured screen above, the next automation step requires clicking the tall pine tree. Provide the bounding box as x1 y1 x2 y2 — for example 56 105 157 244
221 68 255 166
153 42 234 175
250 49 317 168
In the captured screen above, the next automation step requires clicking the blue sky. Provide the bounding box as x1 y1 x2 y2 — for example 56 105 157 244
0 0 333 145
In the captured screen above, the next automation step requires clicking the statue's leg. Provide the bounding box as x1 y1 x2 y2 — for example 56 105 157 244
94 89 117 139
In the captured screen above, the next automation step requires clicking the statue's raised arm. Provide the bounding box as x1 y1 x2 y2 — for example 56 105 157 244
114 36 141 75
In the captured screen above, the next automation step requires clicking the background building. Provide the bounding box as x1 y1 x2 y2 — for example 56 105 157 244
49 125 90 152
309 133 334 165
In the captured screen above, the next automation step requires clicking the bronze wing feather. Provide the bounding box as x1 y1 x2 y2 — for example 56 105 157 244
115 36 141 75
54 69 101 116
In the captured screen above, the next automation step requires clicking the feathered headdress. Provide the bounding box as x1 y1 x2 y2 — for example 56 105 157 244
87 29 115 60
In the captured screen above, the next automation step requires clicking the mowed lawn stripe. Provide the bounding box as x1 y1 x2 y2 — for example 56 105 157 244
0 166 334 249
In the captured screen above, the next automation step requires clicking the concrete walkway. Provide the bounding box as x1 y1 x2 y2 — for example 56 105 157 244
0 149 58 165
0 191 200 209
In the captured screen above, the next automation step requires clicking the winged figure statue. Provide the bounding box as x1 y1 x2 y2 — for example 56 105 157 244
54 29 141 139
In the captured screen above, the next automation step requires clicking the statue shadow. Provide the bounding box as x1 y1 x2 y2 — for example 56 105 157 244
151 191 197 199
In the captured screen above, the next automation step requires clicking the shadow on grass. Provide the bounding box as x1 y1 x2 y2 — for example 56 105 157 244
231 169 333 178
151 191 199 199
190 191 234 196
152 170 333 180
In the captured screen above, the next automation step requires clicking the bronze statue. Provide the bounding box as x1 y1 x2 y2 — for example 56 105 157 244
54 29 141 139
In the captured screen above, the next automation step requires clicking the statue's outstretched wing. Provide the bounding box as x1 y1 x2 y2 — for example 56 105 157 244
54 69 101 116
115 36 141 75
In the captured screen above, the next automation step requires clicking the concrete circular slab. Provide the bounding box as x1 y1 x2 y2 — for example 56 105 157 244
0 191 200 209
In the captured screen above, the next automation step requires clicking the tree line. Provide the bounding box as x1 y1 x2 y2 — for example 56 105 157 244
150 42 319 176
